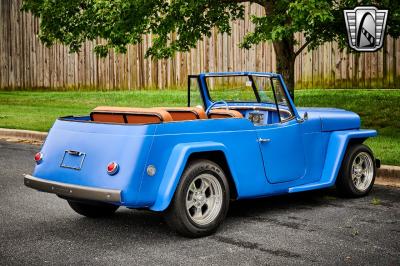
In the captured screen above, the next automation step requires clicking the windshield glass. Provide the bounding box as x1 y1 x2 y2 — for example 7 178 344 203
205 74 294 121
206 75 287 104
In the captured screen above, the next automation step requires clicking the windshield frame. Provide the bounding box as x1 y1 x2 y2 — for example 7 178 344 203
204 73 279 105
188 72 300 120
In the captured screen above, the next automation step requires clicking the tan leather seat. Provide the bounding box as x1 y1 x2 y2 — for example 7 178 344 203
90 112 125 123
156 107 207 121
91 106 173 124
208 109 243 119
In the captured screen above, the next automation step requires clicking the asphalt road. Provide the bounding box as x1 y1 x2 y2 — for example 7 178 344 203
1 140 399 265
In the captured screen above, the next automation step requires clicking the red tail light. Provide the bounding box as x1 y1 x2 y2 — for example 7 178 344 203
34 152 43 164
107 162 119 175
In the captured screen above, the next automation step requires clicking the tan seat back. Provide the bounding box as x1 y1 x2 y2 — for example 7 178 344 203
90 113 125 123
156 107 207 121
208 109 243 119
91 106 173 124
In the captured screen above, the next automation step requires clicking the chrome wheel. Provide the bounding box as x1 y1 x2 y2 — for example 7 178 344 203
351 152 374 192
186 174 223 226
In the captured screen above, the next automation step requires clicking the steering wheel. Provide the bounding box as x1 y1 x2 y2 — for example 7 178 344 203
206 100 229 116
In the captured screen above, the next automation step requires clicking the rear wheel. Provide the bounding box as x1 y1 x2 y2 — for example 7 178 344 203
336 144 376 197
165 159 230 238
67 200 119 218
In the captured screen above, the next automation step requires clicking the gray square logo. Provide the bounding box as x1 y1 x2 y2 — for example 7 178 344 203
344 6 388 51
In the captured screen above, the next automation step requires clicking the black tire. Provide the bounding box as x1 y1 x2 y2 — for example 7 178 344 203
67 200 119 218
164 159 230 238
336 143 376 197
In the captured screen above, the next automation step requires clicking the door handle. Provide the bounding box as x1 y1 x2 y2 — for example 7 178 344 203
257 138 271 143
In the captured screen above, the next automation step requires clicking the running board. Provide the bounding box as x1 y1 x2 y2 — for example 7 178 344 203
288 181 333 193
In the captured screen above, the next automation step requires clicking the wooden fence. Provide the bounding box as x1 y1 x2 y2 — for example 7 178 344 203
1 0 399 90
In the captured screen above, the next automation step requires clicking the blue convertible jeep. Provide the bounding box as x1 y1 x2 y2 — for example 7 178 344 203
25 72 379 237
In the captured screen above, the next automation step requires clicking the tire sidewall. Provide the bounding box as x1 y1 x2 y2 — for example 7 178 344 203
340 144 376 196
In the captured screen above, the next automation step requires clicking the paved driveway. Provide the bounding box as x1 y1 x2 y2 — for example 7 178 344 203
0 141 399 265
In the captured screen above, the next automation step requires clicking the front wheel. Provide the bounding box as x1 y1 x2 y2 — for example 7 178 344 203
336 143 376 197
67 200 119 218
164 159 230 238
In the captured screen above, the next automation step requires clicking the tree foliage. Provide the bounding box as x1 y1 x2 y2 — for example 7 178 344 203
22 0 244 58
22 0 400 94
22 0 400 58
241 0 399 54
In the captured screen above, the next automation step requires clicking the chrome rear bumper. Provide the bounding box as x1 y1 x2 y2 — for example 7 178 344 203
24 174 121 203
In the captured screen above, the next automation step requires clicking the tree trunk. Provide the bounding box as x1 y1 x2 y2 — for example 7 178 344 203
273 38 295 100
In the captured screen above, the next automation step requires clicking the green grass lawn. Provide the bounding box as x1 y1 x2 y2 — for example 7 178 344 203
0 89 399 165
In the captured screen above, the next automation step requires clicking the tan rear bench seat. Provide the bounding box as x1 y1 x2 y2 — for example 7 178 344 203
208 109 243 119
91 106 173 124
91 106 242 124
155 107 207 121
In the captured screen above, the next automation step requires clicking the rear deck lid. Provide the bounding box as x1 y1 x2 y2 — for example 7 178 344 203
33 119 157 203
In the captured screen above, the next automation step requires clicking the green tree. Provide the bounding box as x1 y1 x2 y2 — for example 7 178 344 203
22 0 400 96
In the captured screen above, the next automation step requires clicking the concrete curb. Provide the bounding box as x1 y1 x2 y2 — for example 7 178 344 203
377 165 400 180
0 128 399 180
0 128 47 142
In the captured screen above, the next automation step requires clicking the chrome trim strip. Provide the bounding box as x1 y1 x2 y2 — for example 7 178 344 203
24 174 121 203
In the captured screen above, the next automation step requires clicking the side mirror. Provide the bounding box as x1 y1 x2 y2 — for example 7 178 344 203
297 112 308 123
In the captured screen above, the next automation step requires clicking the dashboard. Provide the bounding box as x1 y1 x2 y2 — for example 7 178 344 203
237 108 292 126
247 111 266 126
213 106 293 125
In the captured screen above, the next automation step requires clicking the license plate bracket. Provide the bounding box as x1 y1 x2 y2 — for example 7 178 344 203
60 150 86 170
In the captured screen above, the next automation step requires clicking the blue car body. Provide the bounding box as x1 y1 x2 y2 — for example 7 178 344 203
26 72 377 211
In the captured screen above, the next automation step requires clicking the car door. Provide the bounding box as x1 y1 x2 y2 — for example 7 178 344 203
256 119 306 183
253 76 306 184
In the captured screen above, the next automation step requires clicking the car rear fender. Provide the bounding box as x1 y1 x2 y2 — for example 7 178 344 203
289 129 377 193
149 141 238 211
